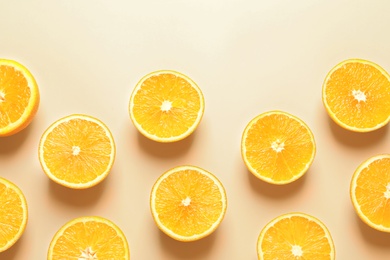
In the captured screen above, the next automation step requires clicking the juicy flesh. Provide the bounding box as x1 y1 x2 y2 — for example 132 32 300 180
132 73 201 139
325 62 390 129
244 113 314 182
354 157 390 228
0 181 25 249
154 169 224 238
51 220 127 259
260 216 332 259
0 65 32 128
42 118 112 184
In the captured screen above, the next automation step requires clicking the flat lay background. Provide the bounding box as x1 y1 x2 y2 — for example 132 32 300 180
1 1 390 259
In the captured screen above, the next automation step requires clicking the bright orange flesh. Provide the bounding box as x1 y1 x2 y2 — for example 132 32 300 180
323 59 390 132
129 70 204 142
48 216 129 259
350 154 390 232
150 165 227 241
241 111 316 184
0 177 28 253
258 213 335 260
39 114 115 189
0 59 39 136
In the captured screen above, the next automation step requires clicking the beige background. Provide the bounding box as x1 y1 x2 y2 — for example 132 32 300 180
1 1 390 259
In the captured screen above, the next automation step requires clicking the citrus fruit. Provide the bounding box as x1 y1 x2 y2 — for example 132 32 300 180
350 154 390 232
241 110 316 184
38 114 116 189
322 58 390 132
257 212 335 260
47 216 130 259
0 177 28 253
129 70 204 142
150 165 227 241
0 59 40 136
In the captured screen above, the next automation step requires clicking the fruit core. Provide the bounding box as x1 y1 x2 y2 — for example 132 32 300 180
72 146 81 156
352 90 366 102
182 197 191 206
0 91 4 102
291 245 303 257
79 246 97 260
161 100 172 112
271 139 285 153
384 183 390 199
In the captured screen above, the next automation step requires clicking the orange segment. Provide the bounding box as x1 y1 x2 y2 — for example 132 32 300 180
322 59 390 132
48 216 130 259
350 154 390 232
150 165 227 241
241 111 316 184
129 70 204 142
257 212 335 260
39 114 116 189
0 59 40 136
0 177 28 253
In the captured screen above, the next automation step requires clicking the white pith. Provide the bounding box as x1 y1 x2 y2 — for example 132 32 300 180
271 139 285 153
79 246 97 260
352 89 366 102
291 245 303 257
182 197 191 206
72 146 81 156
161 100 172 112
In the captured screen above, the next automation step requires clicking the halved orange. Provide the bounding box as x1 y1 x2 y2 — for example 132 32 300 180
0 59 40 136
322 59 390 132
241 110 316 184
48 216 130 259
257 212 335 260
38 114 116 189
350 154 390 232
0 177 28 253
129 70 204 142
150 165 227 241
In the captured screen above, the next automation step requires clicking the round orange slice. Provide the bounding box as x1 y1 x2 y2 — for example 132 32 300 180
0 59 40 136
322 59 390 132
350 154 390 232
129 70 204 142
150 165 227 241
39 114 116 189
241 110 316 184
48 216 130 259
257 212 335 260
0 177 28 253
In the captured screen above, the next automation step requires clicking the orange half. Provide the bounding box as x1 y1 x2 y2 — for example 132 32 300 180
0 177 28 253
39 114 116 189
150 165 227 241
322 59 390 132
48 216 130 259
241 110 316 184
350 154 390 232
0 59 40 136
257 212 335 260
129 70 204 142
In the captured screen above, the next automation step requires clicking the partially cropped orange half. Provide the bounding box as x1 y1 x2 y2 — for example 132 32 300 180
241 111 316 184
257 212 335 260
48 216 130 259
350 154 390 232
322 59 390 132
0 177 28 253
0 59 40 136
129 70 204 142
39 114 116 189
150 165 227 241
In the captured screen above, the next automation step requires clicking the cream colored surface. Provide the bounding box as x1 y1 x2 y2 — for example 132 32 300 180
1 1 390 259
